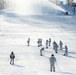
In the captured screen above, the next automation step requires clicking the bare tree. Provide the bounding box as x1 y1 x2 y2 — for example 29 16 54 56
71 2 76 15
0 0 7 9
66 0 74 5
49 0 60 4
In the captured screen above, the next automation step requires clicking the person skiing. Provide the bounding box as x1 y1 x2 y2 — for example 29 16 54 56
27 38 30 46
40 47 44 56
53 41 58 53
53 41 56 50
59 41 63 50
10 51 15 65
64 45 68 56
40 39 42 46
49 54 56 72
55 43 58 53
37 39 40 47
49 38 51 46
46 40 49 49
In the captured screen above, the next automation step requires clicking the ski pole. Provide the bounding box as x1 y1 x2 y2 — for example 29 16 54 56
56 62 61 73
56 62 64 75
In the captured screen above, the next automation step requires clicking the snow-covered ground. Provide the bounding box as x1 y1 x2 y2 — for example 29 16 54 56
0 0 76 75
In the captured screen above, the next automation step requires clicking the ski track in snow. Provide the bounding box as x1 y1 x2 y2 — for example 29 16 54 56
0 0 76 75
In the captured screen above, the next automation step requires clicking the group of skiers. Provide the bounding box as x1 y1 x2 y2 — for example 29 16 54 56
39 38 68 57
45 38 51 49
37 38 51 49
37 38 42 47
39 38 68 72
9 38 68 72
49 45 68 72
53 40 68 56
9 51 56 72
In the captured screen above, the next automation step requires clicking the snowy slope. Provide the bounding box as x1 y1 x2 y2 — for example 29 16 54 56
6 0 66 15
0 0 76 75
60 4 75 15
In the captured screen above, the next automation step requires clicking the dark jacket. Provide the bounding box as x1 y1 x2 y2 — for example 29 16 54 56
10 52 15 59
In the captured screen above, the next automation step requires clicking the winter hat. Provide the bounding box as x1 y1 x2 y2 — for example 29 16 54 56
11 51 13 54
51 54 54 56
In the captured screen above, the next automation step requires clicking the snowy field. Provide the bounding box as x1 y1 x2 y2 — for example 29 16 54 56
0 0 76 75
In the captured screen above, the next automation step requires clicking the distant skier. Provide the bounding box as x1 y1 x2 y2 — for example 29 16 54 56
49 38 51 46
40 47 44 56
39 39 42 46
59 41 63 50
27 38 30 46
53 41 56 50
53 41 58 53
37 39 40 47
46 40 49 49
49 54 56 72
40 39 42 46
64 45 68 56
10 51 15 65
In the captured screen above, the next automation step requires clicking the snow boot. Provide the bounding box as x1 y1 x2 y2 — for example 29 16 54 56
53 70 55 72
40 54 43 56
50 70 52 72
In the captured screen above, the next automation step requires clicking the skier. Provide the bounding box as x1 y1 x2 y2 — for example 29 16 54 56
40 47 44 56
10 51 15 65
49 54 56 72
46 40 49 49
53 41 58 53
40 39 42 46
64 45 68 56
27 38 30 46
54 43 58 53
59 41 63 50
49 38 51 46
37 39 40 47
53 41 56 50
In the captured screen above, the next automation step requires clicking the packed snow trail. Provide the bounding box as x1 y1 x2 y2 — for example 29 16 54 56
0 45 62 75
0 13 76 75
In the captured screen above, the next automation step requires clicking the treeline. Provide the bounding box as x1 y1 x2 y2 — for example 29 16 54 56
49 0 61 4
66 0 76 7
66 0 74 5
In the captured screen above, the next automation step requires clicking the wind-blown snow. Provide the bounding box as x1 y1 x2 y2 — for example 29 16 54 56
6 0 65 15
0 0 76 75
